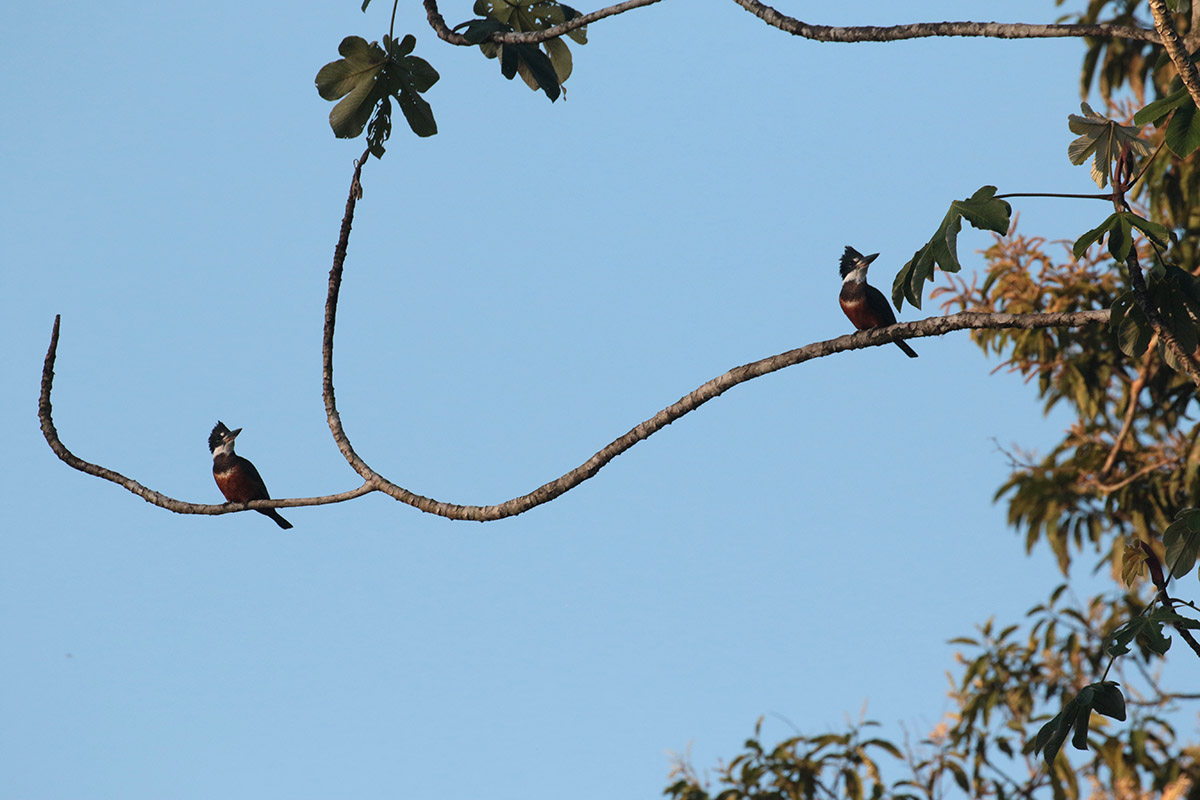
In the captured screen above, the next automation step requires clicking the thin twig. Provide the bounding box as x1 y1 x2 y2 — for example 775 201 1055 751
993 192 1114 201
1094 459 1169 493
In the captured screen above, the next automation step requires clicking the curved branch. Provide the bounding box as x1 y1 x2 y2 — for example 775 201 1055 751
41 153 1117 527
423 0 665 46
424 0 1154 47
727 0 1158 43
1148 0 1200 108
320 151 1113 521
38 314 376 516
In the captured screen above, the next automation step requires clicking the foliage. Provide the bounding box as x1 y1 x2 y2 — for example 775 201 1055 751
666 588 1199 800
455 0 588 101
672 2 1200 797
308 1 1200 797
891 186 1012 310
314 33 440 156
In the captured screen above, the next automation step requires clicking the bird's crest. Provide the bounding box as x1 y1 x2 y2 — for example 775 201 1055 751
839 246 868 278
209 421 233 453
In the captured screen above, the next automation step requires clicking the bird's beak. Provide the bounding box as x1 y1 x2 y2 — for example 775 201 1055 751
865 253 879 265
230 428 243 439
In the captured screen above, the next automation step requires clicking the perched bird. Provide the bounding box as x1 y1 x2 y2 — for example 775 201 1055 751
838 246 919 358
208 421 293 529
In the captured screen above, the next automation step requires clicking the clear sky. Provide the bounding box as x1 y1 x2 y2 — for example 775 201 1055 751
1 1 1148 797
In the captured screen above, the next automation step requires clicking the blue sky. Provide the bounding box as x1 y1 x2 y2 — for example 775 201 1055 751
1 1 1157 797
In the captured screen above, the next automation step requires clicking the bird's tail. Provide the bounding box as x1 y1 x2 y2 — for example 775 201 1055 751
895 340 919 358
258 508 294 529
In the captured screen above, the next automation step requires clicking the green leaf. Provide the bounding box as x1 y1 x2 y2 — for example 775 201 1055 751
1164 512 1200 577
1107 212 1133 260
1166 102 1200 157
366 94 392 158
1091 682 1126 721
1116 300 1153 357
329 78 383 139
454 17 508 45
544 36 573 83
467 0 584 95
397 89 437 137
1166 293 1199 355
1034 708 1072 764
1074 213 1118 259
315 34 439 149
512 43 561 100
1133 86 1190 126
946 761 969 793
315 36 387 102
891 186 1012 309
1068 102 1150 188
1141 613 1174 655
1128 213 1173 249
401 55 440 93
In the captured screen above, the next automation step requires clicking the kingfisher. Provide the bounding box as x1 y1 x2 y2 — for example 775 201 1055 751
838 246 918 358
208 421 293 529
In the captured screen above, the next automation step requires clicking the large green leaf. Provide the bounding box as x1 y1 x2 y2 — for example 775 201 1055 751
1068 102 1150 187
1165 102 1200 157
315 33 440 152
1133 85 1190 126
1164 508 1200 577
891 186 1011 310
316 36 387 102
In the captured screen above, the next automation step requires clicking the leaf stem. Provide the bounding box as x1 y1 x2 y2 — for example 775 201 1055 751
993 191 1114 201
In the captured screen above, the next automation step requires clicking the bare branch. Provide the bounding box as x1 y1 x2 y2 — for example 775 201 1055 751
727 0 1158 43
321 155 1113 521
41 155 1118 527
422 0 665 46
38 315 376 517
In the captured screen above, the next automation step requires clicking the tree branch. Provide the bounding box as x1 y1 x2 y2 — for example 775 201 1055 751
39 155 1119 527
727 0 1158 43
1148 0 1200 109
422 0 1156 47
422 0 665 46
37 314 376 517
43 151 1116 527
321 147 1113 518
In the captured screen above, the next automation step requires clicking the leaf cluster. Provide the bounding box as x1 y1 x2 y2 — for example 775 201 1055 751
666 586 1197 799
1068 102 1149 188
455 0 587 101
936 233 1200 573
664 718 902 800
314 33 440 156
1032 681 1126 765
891 186 1012 311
